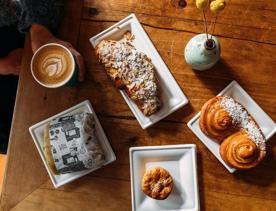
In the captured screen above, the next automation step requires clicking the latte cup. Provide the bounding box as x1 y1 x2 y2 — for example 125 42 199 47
31 43 78 88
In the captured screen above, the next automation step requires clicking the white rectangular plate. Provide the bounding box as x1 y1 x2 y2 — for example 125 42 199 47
130 144 199 211
90 13 188 129
187 80 276 173
29 100 116 188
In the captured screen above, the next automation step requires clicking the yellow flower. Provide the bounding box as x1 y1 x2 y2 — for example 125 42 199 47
210 0 226 12
196 0 209 10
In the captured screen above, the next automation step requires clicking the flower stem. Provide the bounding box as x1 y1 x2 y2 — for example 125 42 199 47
211 13 218 40
203 10 209 40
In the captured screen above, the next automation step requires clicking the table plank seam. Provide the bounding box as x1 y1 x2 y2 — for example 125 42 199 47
199 189 276 202
82 6 276 32
37 184 276 202
1 179 49 211
82 18 276 46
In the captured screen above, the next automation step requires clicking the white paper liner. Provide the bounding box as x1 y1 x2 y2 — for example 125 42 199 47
49 113 105 174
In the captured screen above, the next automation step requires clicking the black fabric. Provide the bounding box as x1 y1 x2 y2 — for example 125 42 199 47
0 0 64 34
0 75 18 153
0 25 25 57
18 0 64 33
0 25 24 154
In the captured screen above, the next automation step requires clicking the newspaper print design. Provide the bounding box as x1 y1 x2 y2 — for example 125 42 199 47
49 113 105 174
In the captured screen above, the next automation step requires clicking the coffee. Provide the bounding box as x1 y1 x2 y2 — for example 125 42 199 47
31 44 74 86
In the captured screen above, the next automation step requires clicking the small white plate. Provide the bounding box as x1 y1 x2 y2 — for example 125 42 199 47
29 100 116 188
187 80 276 173
129 144 199 211
90 13 189 129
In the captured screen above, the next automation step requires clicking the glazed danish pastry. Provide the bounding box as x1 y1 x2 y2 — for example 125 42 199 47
95 32 161 116
141 167 173 200
199 96 266 170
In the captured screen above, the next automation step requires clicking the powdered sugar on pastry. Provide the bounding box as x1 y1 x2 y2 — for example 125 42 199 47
96 33 161 116
220 96 266 150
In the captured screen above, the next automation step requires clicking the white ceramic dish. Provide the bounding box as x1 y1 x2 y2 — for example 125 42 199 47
129 144 199 211
29 100 116 188
90 13 188 129
187 80 276 173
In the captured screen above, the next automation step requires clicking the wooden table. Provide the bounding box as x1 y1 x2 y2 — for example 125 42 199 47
1 0 276 210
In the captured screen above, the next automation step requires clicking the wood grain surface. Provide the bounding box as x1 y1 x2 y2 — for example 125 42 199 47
1 0 276 210
0 155 6 194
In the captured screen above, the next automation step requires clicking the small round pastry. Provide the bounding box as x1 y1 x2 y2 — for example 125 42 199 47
220 130 266 170
141 167 173 200
199 96 235 141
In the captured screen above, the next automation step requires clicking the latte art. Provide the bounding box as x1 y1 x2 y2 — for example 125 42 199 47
32 45 74 86
42 55 67 78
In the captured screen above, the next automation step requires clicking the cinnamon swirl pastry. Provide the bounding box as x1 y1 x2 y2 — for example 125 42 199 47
199 96 266 170
220 131 266 170
95 32 161 116
199 96 235 140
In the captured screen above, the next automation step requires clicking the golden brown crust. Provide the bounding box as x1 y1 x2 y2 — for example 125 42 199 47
220 131 266 170
199 96 235 141
43 124 58 175
141 167 173 200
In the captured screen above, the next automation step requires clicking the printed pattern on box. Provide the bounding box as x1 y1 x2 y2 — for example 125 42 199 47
49 113 105 174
